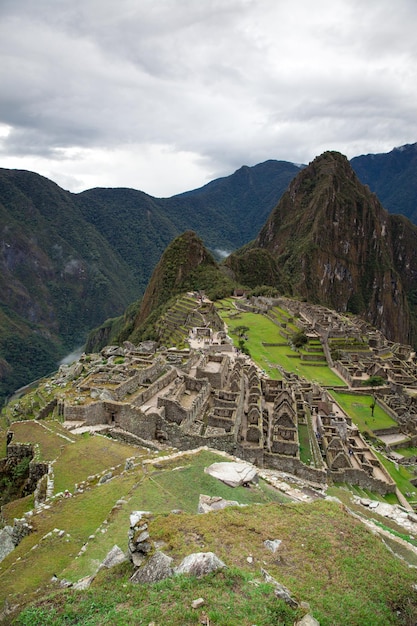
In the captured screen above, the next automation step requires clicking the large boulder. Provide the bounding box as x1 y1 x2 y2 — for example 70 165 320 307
204 462 258 487
130 551 173 584
175 552 226 578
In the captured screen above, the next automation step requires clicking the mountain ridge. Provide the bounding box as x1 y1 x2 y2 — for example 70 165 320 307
1 142 417 401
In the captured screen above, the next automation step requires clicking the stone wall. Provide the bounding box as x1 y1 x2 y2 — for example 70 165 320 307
263 452 327 485
37 398 57 420
158 418 236 454
207 414 234 432
23 460 49 496
158 378 211 428
64 401 107 424
111 372 142 400
112 358 166 400
111 404 158 440
373 426 401 437
196 355 229 389
7 443 34 466
330 468 396 495
132 368 177 406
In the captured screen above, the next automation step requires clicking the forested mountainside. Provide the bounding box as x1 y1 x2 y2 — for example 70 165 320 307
226 151 417 346
1 143 416 402
0 169 138 403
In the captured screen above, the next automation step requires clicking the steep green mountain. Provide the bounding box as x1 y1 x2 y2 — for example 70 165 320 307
76 160 301 269
76 187 179 295
86 231 236 350
166 160 302 250
226 151 417 346
0 169 138 403
351 142 417 223
0 161 297 401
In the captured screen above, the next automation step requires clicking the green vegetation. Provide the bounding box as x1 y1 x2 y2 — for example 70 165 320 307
11 499 417 626
15 567 301 626
217 304 343 386
292 331 308 348
374 451 417 501
330 391 397 434
298 423 311 465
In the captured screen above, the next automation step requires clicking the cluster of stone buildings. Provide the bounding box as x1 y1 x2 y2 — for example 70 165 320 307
53 304 401 494
7 294 417 497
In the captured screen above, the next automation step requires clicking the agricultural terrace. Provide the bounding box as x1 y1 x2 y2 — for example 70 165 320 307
330 391 397 435
216 301 344 387
4 420 145 496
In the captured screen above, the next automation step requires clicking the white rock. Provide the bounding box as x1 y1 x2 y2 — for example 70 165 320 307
175 552 226 577
130 511 151 527
204 462 257 488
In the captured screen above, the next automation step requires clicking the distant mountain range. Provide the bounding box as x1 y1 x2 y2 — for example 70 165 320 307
0 142 416 401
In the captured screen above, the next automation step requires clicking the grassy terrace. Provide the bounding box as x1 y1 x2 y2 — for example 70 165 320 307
374 451 417 501
330 391 397 435
216 302 344 386
0 450 289 609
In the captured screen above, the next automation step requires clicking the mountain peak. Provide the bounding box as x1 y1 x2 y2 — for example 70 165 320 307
230 152 417 345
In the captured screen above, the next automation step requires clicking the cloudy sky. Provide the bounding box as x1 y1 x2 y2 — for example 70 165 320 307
0 0 416 197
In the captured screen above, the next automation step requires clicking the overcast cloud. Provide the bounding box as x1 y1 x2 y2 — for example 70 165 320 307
0 0 416 196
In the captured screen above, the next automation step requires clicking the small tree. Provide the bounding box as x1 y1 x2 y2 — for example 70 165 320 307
238 338 251 356
292 331 308 348
362 375 385 417
363 375 385 388
234 325 250 339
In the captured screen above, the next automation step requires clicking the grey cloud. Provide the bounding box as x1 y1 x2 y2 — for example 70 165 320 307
0 0 416 193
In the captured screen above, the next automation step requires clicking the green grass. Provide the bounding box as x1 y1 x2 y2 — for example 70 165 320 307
13 500 417 626
298 423 311 465
374 451 417 501
52 433 142 494
14 567 301 626
217 306 343 386
395 447 417 458
0 450 289 605
7 420 74 462
330 391 397 434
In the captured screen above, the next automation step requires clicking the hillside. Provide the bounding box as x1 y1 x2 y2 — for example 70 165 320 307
1 143 417 402
86 231 236 350
0 169 138 403
1 441 417 625
4 286 417 623
351 142 417 223
0 162 299 403
226 151 417 347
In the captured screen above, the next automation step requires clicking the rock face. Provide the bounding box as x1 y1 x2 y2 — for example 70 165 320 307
261 568 298 609
227 151 417 346
101 545 127 569
204 461 258 488
0 526 14 563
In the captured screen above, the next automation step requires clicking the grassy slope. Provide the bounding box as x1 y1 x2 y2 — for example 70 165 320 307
2 441 417 625
216 303 344 386
13 499 417 626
